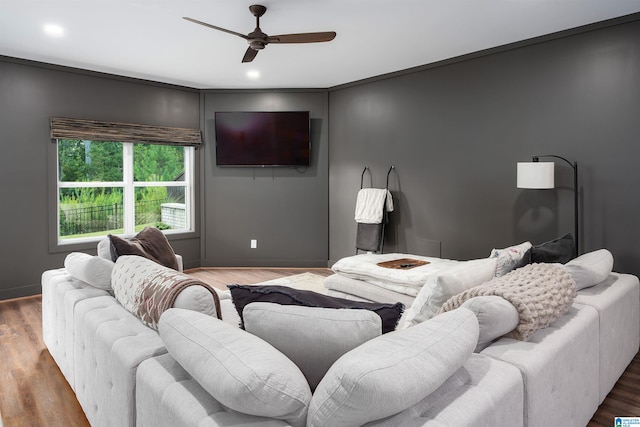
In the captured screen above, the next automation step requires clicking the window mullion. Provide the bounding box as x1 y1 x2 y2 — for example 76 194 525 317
185 147 193 230
123 143 135 234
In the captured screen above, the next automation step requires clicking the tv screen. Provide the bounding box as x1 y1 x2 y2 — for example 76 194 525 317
215 111 310 167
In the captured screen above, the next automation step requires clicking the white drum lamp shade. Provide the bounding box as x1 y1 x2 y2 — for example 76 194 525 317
517 162 554 189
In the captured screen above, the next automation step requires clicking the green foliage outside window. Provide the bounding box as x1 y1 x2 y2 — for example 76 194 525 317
58 139 123 182
58 139 188 238
134 143 184 182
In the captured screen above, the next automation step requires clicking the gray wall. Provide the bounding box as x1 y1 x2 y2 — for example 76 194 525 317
200 91 329 267
328 17 640 277
2 14 638 299
0 58 201 299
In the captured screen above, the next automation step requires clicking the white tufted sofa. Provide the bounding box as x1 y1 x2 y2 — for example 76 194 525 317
42 265 639 427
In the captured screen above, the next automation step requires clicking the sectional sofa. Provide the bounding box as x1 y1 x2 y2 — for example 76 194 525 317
41 244 639 427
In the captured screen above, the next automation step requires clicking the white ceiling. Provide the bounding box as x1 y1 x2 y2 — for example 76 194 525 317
2 1 640 89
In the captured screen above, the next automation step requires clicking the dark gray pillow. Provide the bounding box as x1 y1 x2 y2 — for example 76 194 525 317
526 233 576 264
228 284 404 334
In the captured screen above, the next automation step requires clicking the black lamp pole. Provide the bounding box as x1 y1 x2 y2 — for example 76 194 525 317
532 155 579 255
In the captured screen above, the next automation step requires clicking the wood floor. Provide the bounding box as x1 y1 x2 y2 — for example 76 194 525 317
0 296 89 427
0 267 638 427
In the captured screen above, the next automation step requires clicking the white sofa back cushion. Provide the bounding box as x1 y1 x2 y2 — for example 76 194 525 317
111 255 220 329
460 296 519 351
97 237 112 260
307 307 479 427
404 258 497 327
243 302 382 391
64 252 114 291
159 308 311 427
563 249 614 290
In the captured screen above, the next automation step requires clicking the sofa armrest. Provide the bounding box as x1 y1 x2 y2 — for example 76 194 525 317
175 254 183 272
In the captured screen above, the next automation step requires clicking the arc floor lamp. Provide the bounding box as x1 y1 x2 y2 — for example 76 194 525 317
517 155 579 255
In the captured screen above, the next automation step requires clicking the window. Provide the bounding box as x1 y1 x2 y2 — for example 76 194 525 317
56 139 194 243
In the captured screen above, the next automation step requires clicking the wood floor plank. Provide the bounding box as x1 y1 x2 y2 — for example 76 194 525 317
1 269 638 427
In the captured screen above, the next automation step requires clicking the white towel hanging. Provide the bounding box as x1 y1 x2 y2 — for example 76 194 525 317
354 188 394 224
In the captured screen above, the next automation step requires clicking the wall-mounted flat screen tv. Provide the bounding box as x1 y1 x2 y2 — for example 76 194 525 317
215 111 310 167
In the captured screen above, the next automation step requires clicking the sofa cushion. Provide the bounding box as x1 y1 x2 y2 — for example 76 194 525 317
364 354 524 427
526 233 576 264
563 249 614 290
480 304 600 427
41 269 110 390
159 308 311 427
229 284 403 334
111 255 220 329
489 241 532 277
97 237 112 260
136 353 292 427
243 302 381 391
109 226 179 270
574 273 640 403
460 296 519 351
73 295 167 427
64 252 114 291
404 258 497 327
307 308 479 427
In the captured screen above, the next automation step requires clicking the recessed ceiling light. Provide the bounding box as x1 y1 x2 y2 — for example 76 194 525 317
43 24 65 37
246 70 260 80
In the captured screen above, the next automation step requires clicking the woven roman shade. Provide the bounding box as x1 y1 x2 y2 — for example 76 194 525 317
50 117 202 147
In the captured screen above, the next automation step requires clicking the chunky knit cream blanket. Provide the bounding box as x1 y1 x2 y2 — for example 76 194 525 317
439 263 576 340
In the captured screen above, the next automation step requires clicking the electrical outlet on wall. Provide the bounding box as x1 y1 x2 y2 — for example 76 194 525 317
250 239 257 249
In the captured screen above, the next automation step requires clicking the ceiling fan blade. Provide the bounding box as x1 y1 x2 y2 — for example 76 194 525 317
183 17 248 40
267 31 336 44
242 47 259 63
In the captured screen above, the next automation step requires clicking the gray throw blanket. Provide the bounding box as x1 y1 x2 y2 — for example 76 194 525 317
439 263 576 340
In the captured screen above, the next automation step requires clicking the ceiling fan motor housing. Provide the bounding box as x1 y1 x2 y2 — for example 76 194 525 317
248 29 267 49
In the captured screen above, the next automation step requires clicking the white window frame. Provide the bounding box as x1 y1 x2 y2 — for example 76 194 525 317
56 140 195 245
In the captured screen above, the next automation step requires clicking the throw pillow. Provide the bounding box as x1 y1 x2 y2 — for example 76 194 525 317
307 308 479 427
64 252 114 290
243 302 382 391
404 258 497 328
109 226 179 270
159 308 311 427
460 296 519 351
526 233 576 264
228 284 404 334
563 249 614 290
111 255 221 329
489 241 532 277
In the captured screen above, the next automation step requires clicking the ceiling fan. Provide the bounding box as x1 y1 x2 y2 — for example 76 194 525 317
183 4 336 63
